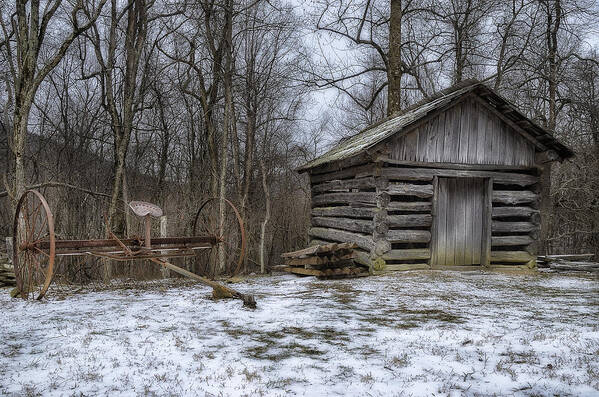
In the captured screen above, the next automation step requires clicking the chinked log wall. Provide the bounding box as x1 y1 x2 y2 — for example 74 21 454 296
309 160 540 270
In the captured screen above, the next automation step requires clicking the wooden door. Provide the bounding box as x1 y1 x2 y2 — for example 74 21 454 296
432 177 488 266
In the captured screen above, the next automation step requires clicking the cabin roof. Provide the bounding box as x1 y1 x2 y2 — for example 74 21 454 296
298 80 574 172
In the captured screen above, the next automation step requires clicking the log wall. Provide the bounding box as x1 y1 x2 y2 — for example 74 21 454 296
375 168 434 266
490 176 539 265
308 160 540 271
309 163 377 267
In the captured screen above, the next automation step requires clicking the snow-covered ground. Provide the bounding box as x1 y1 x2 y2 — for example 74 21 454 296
1 271 598 396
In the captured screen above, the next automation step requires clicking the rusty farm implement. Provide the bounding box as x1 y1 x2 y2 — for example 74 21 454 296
12 190 256 307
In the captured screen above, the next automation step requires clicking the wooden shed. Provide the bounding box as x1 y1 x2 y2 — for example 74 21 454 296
298 80 574 271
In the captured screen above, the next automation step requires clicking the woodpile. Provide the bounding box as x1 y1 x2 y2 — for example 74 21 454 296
0 254 16 288
280 243 369 279
537 254 599 273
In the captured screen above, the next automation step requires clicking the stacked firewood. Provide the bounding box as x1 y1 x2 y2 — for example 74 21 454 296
0 254 16 287
280 242 369 279
537 254 599 273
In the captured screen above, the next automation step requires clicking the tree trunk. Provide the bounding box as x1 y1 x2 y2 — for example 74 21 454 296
259 158 271 274
540 0 562 255
11 104 32 207
387 0 402 115
217 0 234 274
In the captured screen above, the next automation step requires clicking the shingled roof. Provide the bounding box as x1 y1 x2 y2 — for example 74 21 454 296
298 80 574 172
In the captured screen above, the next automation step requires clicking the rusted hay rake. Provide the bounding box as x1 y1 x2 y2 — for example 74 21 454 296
12 190 255 307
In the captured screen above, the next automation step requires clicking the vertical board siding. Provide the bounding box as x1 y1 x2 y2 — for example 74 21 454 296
433 178 486 266
389 98 536 167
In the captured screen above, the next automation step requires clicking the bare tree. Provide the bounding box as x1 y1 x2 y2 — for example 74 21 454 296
0 0 106 206
310 0 436 120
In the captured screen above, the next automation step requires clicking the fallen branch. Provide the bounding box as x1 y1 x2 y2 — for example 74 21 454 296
150 258 256 308
548 260 599 273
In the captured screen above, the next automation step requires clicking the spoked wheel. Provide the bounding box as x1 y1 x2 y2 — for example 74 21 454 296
12 190 56 300
192 198 246 275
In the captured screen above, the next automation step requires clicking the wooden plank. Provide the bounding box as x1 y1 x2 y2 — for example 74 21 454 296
312 217 373 234
281 242 357 258
381 263 430 271
377 157 535 171
433 178 447 265
381 167 538 186
387 201 432 212
464 179 473 265
471 94 547 153
434 111 446 161
548 261 599 272
404 128 418 161
468 99 479 164
492 206 539 218
285 253 356 267
317 267 370 279
476 105 487 164
456 178 467 265
450 104 461 163
481 178 493 267
387 183 433 198
282 267 325 276
308 227 374 251
305 154 371 175
491 235 534 246
538 254 594 261
312 177 376 194
424 117 435 162
309 163 375 184
311 192 376 207
492 190 537 205
382 249 431 261
386 93 474 161
386 214 432 228
490 251 535 263
430 176 440 266
459 101 470 164
312 206 375 219
492 221 536 233
471 178 482 264
429 264 534 271
446 178 457 266
387 230 431 243
380 168 433 182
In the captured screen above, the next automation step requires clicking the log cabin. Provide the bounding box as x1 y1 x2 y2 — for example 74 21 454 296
298 80 574 272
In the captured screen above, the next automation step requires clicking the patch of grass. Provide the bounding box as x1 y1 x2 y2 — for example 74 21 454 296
385 353 411 368
282 342 325 357
241 367 262 382
360 371 375 384
223 326 252 339
394 307 465 324
495 359 517 381
160 325 177 333
18 384 41 397
265 377 298 388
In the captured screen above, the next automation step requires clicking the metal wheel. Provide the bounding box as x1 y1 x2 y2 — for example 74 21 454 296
12 190 56 300
192 198 246 275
